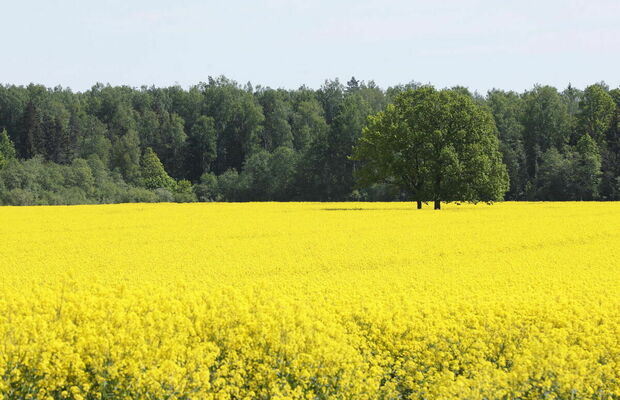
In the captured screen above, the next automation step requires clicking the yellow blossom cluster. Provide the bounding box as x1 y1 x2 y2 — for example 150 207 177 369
0 202 619 399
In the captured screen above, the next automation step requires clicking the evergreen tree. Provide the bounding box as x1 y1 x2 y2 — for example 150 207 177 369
141 147 176 191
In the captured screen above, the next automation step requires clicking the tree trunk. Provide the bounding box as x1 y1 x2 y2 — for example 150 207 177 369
434 200 441 210
417 200 422 209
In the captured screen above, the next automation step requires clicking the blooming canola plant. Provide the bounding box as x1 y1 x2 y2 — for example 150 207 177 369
0 202 619 399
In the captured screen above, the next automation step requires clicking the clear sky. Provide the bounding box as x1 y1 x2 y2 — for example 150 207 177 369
3 0 619 93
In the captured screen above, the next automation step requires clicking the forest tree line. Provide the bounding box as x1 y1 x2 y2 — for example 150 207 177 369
0 77 619 205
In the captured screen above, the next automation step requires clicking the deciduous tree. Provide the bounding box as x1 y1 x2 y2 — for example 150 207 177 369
353 87 508 209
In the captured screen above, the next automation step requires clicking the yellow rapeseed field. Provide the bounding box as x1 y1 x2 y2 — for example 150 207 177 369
0 202 619 400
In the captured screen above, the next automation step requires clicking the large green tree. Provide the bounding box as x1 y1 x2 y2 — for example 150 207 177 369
353 87 509 209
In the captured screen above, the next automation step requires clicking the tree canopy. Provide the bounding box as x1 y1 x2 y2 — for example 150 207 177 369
0 78 619 205
353 87 508 209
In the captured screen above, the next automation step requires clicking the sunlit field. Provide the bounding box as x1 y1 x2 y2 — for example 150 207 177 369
1 202 619 400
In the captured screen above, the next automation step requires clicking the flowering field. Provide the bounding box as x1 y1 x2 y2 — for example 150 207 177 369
1 202 619 400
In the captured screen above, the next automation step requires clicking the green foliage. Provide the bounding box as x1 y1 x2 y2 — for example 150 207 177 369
268 146 299 200
238 149 272 200
536 136 602 201
353 87 509 208
154 188 175 202
0 79 618 205
200 77 265 173
74 115 112 166
600 89 620 200
154 112 187 178
122 187 159 203
521 86 571 179
233 147 300 201
174 179 197 203
290 96 328 152
112 129 142 185
573 134 602 200
536 147 574 200
257 89 293 151
0 129 17 169
0 156 115 205
140 147 175 191
194 172 219 202
65 158 95 195
486 91 527 199
577 84 616 145
326 94 372 200
186 116 217 181
3 188 35 205
217 169 242 201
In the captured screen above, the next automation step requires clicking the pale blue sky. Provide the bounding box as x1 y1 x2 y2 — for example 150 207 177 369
3 0 619 92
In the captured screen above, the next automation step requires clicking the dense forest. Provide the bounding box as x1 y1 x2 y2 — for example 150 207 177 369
0 77 618 205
